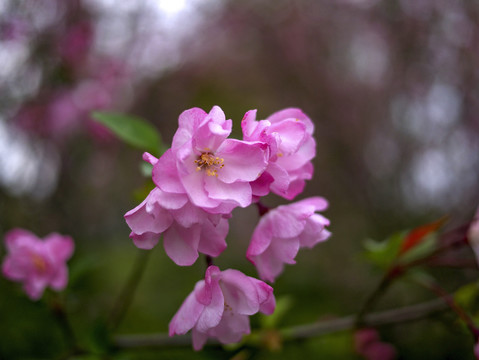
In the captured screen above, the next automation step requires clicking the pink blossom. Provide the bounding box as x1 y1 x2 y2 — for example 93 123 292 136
354 328 397 360
246 197 331 282
2 229 74 300
242 108 316 200
125 153 229 266
468 207 479 266
169 265 275 350
153 106 268 213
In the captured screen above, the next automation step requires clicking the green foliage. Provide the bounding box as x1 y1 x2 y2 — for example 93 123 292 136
260 296 293 329
364 232 404 270
92 112 164 156
364 225 439 270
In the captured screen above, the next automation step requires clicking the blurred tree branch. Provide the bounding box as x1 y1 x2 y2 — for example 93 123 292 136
113 297 448 349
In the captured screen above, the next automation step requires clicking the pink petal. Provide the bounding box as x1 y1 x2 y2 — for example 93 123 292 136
124 191 173 235
153 149 184 193
198 218 228 257
24 275 48 300
195 274 224 333
268 208 306 238
44 234 74 261
204 176 251 208
220 269 261 315
174 108 207 149
267 108 314 135
163 224 201 266
130 231 160 250
216 139 268 184
211 313 250 344
241 109 258 139
4 229 37 252
192 329 209 351
178 156 221 209
269 119 306 155
142 152 158 165
192 106 230 152
299 214 331 248
276 136 316 172
246 218 273 258
50 265 68 290
169 283 205 336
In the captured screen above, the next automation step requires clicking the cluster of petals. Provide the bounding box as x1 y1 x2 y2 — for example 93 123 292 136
2 229 74 300
169 265 275 350
153 106 269 213
125 153 229 266
247 197 331 282
242 108 316 200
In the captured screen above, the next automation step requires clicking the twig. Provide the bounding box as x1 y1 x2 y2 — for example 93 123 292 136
113 298 448 349
108 249 151 330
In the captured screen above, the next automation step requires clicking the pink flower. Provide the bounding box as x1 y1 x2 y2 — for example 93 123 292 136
242 108 316 200
153 106 268 213
125 153 229 266
354 328 397 360
169 265 275 350
246 197 331 282
2 229 74 300
468 207 479 266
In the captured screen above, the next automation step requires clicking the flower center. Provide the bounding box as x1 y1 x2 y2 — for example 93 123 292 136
194 152 224 177
31 253 47 273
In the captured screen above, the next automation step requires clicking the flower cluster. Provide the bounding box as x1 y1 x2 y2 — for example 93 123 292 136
2 229 74 300
125 105 331 348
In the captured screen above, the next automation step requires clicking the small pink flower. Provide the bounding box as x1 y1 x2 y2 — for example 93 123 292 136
242 108 316 200
468 207 479 266
2 229 74 300
125 153 229 266
354 328 397 360
153 106 268 213
247 197 331 282
169 265 275 350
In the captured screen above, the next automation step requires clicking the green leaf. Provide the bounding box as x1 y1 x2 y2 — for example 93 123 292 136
455 282 479 310
260 296 293 329
363 232 404 269
92 112 164 156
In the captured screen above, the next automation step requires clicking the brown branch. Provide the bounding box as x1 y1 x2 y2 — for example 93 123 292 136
113 298 448 349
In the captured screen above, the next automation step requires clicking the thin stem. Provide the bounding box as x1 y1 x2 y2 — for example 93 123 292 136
113 298 448 349
355 266 404 327
108 249 151 330
47 293 76 349
206 255 213 267
256 201 270 217
413 276 479 338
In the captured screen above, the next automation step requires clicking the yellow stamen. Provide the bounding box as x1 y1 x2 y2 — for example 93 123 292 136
194 152 225 177
31 253 47 273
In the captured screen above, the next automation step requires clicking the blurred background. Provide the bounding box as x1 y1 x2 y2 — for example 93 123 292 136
1 0 479 358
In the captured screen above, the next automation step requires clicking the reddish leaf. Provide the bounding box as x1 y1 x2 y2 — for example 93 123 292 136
399 217 448 256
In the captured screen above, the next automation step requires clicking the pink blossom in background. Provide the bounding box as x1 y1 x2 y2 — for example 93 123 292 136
247 197 331 282
125 153 229 266
169 265 275 350
2 229 74 300
57 21 93 67
242 108 316 200
153 106 268 214
468 207 479 267
354 328 397 360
